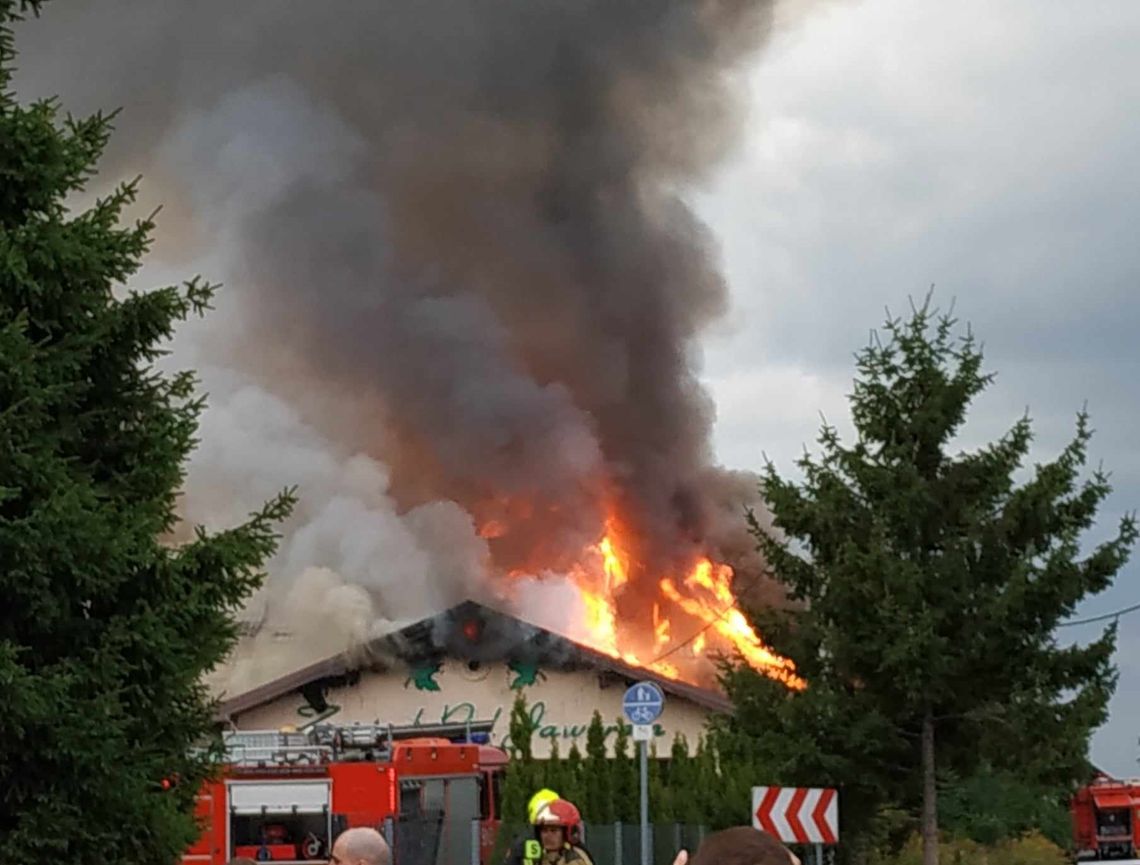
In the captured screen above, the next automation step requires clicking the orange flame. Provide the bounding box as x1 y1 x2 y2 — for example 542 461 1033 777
562 524 805 691
652 604 670 648
478 520 508 539
599 534 629 591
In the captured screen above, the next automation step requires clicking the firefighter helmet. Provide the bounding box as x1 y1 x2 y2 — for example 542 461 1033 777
527 788 560 823
533 798 584 843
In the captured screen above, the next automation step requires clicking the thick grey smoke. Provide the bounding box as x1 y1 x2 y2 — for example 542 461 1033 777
15 1 791 681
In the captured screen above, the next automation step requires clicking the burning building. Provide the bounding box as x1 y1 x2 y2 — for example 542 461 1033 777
14 0 811 693
213 601 733 758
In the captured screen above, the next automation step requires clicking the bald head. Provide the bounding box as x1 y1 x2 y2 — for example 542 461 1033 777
686 827 801 865
331 827 391 865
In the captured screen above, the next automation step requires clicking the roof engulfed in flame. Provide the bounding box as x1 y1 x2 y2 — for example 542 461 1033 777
532 518 806 691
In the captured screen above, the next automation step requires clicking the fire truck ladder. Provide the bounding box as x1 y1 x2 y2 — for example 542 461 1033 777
221 718 497 767
309 718 497 759
221 729 331 768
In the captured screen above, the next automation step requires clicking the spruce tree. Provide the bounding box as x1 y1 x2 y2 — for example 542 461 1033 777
648 742 674 823
664 734 694 824
667 733 690 790
748 298 1136 865
544 737 564 794
500 693 537 826
612 719 638 822
564 741 586 808
0 2 294 860
686 739 718 827
584 711 614 822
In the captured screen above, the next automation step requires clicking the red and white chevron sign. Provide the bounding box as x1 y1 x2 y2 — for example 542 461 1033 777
752 786 839 845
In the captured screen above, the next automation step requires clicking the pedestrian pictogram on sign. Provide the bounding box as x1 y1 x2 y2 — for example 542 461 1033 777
751 786 839 845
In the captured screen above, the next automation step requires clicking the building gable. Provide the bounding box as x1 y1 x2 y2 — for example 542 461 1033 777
217 600 729 756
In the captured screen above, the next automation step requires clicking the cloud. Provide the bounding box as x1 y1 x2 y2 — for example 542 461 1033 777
704 364 852 472
697 0 1140 775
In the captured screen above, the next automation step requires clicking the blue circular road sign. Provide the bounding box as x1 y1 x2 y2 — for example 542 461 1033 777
622 680 665 725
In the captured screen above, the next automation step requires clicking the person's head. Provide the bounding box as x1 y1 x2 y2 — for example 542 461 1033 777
681 827 801 865
538 822 566 852
329 827 392 865
527 788 560 824
532 798 583 851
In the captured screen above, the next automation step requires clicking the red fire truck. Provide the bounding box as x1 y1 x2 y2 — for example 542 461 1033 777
182 719 508 865
1072 775 1140 863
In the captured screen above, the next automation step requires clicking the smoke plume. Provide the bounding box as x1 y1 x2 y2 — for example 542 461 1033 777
14 1 795 691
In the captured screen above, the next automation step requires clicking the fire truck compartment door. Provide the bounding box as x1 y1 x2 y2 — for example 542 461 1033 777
229 781 330 815
1093 790 1134 810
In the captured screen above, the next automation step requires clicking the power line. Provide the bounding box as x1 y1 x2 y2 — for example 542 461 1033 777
648 577 1137 663
646 566 775 666
647 593 1139 661
1057 601 1140 628
647 604 730 665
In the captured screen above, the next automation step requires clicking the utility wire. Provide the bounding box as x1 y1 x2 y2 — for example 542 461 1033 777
646 566 777 666
1057 601 1140 628
648 572 1137 664
648 590 1138 665
648 604 731 665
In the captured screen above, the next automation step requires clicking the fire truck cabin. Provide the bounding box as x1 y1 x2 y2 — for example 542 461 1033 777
183 720 506 865
1072 776 1140 863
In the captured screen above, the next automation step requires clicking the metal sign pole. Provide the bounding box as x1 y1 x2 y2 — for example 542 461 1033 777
640 737 649 865
623 681 664 865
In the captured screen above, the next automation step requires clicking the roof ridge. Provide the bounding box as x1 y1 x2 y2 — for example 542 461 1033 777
214 598 733 721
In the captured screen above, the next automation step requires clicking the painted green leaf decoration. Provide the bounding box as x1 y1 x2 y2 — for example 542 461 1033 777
405 661 443 692
508 659 545 690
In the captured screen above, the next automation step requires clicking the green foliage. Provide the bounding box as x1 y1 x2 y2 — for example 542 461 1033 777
562 741 586 807
584 710 614 821
939 767 1071 848
710 659 901 850
498 693 537 831
875 831 1067 865
861 804 919 865
664 734 701 826
0 2 293 860
648 742 674 822
545 738 564 796
507 691 536 761
611 720 638 822
494 694 542 861
493 695 753 832
993 832 1071 865
731 296 1135 857
686 740 715 825
704 735 760 829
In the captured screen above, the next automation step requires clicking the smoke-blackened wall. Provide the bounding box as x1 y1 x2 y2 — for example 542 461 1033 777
14 1 784 680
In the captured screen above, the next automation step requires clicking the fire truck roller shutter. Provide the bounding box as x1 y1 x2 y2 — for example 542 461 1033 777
229 781 331 815
1092 790 1134 810
439 777 480 865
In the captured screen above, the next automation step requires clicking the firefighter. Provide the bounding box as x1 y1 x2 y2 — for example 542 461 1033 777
531 798 593 865
504 788 562 865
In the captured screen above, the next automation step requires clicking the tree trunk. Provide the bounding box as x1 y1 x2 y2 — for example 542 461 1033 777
921 709 938 865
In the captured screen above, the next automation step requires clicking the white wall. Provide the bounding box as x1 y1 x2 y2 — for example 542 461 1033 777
233 658 715 757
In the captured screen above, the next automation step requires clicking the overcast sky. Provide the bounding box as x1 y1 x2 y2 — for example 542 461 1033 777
12 0 1135 778
696 0 1140 776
